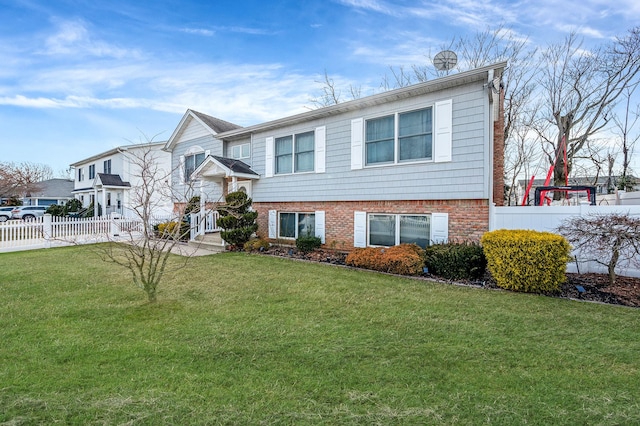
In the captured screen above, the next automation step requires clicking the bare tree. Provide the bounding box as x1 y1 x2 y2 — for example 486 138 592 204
536 28 640 190
558 213 640 286
96 141 196 303
309 70 362 108
0 161 53 199
504 110 542 205
611 83 640 191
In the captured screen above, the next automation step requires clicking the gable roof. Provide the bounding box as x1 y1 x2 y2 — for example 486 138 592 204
212 156 258 176
191 110 242 133
164 109 242 151
191 155 259 180
70 141 167 167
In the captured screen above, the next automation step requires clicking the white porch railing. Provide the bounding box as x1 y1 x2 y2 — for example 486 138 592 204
190 209 221 240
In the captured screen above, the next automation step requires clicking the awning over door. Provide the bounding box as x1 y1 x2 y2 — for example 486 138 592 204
191 156 259 180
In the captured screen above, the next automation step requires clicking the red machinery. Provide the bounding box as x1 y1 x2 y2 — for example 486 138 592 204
521 135 568 206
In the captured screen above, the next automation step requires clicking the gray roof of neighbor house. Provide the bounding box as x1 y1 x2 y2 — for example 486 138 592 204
97 173 131 187
69 141 167 167
27 178 74 198
191 110 242 133
212 156 259 176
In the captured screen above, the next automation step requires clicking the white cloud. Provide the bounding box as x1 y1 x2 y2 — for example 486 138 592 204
42 19 140 59
181 28 216 36
334 0 399 16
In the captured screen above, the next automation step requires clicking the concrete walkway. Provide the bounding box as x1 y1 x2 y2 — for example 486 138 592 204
169 242 222 257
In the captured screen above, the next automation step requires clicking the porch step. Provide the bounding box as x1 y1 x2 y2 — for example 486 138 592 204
189 232 226 253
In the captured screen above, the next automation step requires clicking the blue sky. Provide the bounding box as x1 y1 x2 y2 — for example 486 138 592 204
1 0 639 175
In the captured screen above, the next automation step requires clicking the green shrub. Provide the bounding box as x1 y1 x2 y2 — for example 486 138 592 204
346 244 425 275
424 241 486 280
244 238 271 252
184 196 201 215
216 191 258 249
157 221 190 241
296 235 322 253
46 204 65 216
481 229 571 293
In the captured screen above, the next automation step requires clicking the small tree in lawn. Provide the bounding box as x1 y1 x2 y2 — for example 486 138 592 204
216 191 258 249
557 213 640 286
97 139 195 303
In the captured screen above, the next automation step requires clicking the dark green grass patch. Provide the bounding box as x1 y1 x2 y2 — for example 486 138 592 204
0 246 639 424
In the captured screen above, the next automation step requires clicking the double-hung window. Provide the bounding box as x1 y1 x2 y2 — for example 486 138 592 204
275 136 293 174
231 143 250 160
368 214 431 248
103 159 112 174
275 131 315 174
184 152 205 182
278 212 315 239
88 164 95 180
77 168 84 182
365 107 432 165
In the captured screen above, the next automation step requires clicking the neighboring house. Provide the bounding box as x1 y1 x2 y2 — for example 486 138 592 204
70 142 173 217
22 178 74 206
165 62 506 249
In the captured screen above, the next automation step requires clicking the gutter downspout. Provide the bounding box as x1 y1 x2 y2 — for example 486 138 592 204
487 69 496 232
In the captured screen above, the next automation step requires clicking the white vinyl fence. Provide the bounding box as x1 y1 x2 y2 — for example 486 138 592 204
0 213 168 253
492 204 640 277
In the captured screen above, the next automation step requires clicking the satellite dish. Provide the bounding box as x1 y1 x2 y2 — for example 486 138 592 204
433 50 457 72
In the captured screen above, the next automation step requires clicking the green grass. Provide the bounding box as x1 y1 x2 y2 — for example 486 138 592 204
1 245 639 425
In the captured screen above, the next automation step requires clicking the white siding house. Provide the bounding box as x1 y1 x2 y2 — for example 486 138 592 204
70 142 173 218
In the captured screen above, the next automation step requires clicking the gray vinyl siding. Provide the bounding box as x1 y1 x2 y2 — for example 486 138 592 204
250 81 490 202
170 135 223 203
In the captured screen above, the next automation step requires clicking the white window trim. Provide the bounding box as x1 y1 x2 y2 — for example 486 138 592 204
231 143 251 160
353 211 448 248
434 100 452 163
351 119 364 170
268 210 325 242
315 126 326 174
351 99 452 169
265 138 274 178
182 146 207 183
266 127 325 177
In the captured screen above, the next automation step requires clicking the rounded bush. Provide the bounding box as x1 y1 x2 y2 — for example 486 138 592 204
346 244 425 275
481 229 571 293
424 242 486 280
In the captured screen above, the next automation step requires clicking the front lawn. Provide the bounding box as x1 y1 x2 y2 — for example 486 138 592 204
1 246 639 424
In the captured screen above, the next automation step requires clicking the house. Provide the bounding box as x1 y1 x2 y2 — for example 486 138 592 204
164 62 506 249
70 142 173 218
22 178 74 206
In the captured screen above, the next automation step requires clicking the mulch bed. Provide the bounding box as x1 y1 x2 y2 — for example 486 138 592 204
259 247 640 308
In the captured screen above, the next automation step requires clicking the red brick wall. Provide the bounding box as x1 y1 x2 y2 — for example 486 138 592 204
254 199 489 250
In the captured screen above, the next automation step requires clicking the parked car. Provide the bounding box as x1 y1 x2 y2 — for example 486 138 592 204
11 206 47 220
0 206 15 222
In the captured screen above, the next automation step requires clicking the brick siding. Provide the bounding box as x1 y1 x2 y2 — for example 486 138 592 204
254 199 489 250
